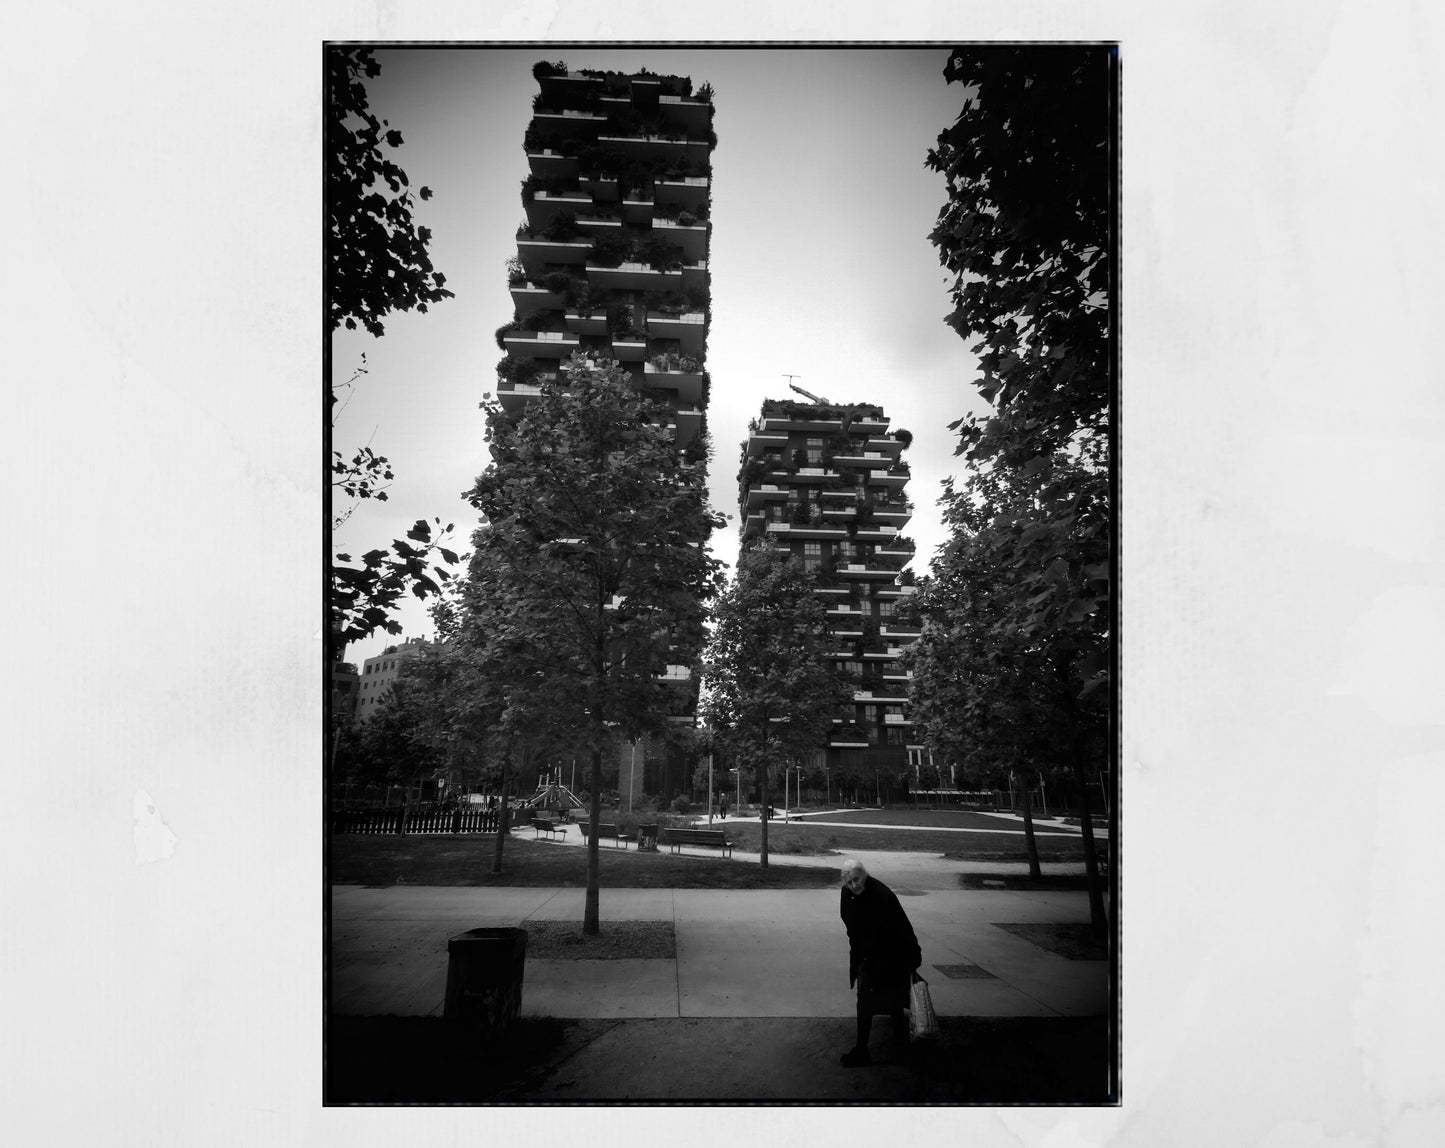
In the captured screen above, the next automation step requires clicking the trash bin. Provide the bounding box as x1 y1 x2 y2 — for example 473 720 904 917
638 823 660 852
443 927 528 1041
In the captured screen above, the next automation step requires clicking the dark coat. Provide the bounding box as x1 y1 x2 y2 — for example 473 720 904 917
840 875 922 1013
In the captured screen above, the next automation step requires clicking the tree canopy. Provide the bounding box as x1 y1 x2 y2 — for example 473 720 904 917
327 48 453 336
917 49 1114 923
905 451 1108 771
331 516 459 656
327 47 461 657
463 354 724 928
926 46 1113 471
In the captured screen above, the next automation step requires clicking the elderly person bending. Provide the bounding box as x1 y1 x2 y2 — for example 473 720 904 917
839 858 922 1066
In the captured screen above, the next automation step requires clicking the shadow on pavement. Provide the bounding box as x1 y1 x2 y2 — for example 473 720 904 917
326 1014 1114 1104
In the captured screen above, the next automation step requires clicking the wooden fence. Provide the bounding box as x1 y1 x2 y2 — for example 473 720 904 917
331 803 518 836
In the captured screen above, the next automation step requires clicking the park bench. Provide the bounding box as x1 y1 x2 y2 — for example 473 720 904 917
529 818 568 841
578 822 627 848
660 827 735 858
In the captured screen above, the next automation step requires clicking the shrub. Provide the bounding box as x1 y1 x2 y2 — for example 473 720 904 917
542 210 581 242
590 233 629 267
496 356 541 385
532 59 567 80
672 795 691 814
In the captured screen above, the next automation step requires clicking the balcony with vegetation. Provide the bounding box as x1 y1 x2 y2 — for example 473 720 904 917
526 148 580 178
759 398 887 433
651 216 708 262
653 175 710 208
743 482 789 510
656 91 714 133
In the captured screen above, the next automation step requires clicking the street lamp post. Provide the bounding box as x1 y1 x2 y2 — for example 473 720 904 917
629 741 637 813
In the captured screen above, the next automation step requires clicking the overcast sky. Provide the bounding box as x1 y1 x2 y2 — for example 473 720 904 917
332 46 987 667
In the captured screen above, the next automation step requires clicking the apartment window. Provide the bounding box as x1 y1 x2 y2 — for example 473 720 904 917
877 601 896 617
802 541 822 572
885 728 906 746
806 436 823 465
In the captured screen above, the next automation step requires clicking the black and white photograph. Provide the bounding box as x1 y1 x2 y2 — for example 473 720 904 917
7 3 1443 1144
324 44 1117 1104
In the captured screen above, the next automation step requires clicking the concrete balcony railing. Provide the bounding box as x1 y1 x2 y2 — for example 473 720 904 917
502 331 581 360
527 149 579 178
654 176 710 207
746 432 789 457
496 381 546 403
586 261 682 289
833 451 894 469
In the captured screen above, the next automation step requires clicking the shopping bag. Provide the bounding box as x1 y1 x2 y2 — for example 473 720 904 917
908 974 939 1042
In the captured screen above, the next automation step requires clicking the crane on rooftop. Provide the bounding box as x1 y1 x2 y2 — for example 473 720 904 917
785 377 832 404
784 378 878 437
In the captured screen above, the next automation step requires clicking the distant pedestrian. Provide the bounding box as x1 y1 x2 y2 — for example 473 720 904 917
720 795 729 818
838 858 921 1067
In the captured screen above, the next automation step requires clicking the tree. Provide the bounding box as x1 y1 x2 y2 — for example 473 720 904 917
333 672 446 789
701 545 856 868
921 46 1114 928
327 46 461 659
327 47 454 337
463 354 724 931
402 612 584 874
925 46 1113 472
904 449 1109 923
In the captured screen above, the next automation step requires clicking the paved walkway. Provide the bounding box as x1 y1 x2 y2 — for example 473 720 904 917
330 847 1110 1023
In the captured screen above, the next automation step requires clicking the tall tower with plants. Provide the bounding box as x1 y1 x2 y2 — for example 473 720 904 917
494 60 719 804
735 398 925 803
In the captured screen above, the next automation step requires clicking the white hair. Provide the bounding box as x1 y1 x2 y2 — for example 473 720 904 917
840 858 868 879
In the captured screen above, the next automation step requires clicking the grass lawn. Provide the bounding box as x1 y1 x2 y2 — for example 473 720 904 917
790 807 1089 832
719 819 1093 860
328 834 839 889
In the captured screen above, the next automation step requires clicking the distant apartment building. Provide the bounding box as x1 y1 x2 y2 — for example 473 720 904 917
493 62 719 801
355 636 432 722
737 397 928 787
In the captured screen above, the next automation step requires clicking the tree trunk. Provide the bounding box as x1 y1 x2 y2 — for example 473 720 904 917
491 741 512 875
1072 757 1108 936
584 743 603 935
757 753 770 870
1021 787 1042 880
